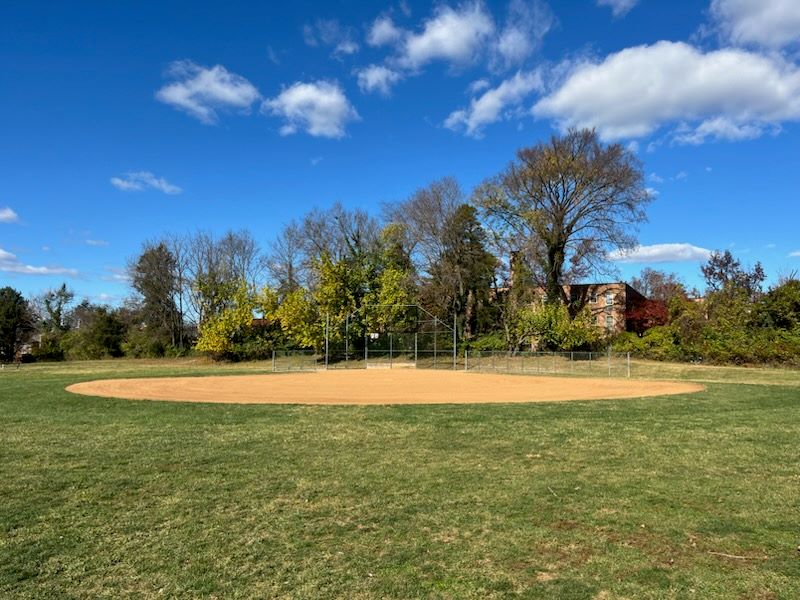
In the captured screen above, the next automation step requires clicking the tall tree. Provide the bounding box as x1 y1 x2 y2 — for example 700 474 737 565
39 283 75 333
385 176 462 278
129 241 183 348
0 287 34 362
702 250 765 300
426 204 496 339
184 229 265 325
476 129 649 304
268 222 305 296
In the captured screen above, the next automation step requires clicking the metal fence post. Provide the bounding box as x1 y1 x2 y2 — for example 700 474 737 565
627 352 631 378
272 349 275 372
414 332 418 368
390 333 393 369
325 313 329 370
607 347 611 377
453 314 457 370
464 349 468 371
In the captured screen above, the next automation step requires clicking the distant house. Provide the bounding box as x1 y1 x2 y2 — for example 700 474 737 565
564 282 649 334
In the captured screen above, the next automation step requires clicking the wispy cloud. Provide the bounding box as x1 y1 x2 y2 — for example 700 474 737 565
648 172 664 183
0 247 78 276
85 239 109 247
111 171 182 195
156 60 261 124
597 0 639 18
711 0 800 49
102 267 131 283
303 19 359 57
609 243 712 263
491 0 554 71
0 207 19 223
789 250 800 258
262 80 359 138
445 70 542 137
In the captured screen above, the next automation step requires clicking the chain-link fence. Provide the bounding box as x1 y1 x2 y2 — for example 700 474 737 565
464 350 631 378
270 347 631 377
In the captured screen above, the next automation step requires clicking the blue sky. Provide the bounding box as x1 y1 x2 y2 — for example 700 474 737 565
2 0 799 303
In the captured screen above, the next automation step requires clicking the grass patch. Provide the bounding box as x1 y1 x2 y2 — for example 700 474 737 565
1 359 799 598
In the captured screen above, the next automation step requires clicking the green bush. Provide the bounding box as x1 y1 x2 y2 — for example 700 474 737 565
467 331 507 351
30 332 65 361
122 328 167 358
613 327 684 361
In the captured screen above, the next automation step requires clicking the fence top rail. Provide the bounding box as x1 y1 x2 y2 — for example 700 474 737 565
342 303 456 333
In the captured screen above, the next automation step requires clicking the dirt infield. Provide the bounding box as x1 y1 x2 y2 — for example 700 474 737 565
66 370 703 405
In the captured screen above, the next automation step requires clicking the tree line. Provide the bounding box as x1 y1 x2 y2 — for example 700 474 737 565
2 129 798 364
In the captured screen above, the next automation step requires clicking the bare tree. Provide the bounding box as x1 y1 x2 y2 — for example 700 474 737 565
630 268 685 302
219 229 266 286
268 222 305 296
384 176 462 277
475 129 649 304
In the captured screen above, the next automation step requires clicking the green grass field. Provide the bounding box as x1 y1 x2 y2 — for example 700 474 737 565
2 359 798 599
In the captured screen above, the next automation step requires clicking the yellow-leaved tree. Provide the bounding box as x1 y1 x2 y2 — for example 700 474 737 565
195 282 254 357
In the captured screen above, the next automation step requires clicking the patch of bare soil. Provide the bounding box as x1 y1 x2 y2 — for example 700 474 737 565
66 370 703 405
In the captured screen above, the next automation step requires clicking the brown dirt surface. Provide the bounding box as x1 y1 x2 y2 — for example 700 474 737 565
65 370 703 405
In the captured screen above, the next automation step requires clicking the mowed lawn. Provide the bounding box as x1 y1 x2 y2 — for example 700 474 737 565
1 360 798 599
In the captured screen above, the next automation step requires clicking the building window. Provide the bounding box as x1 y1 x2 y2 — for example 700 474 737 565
605 291 614 306
605 315 614 329
590 292 597 303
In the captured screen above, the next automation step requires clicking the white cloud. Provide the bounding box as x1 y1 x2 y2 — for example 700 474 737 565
712 0 800 49
789 250 800 257
266 46 281 65
645 187 659 197
491 0 554 70
533 41 800 142
597 0 639 18
155 60 261 124
468 78 491 94
0 207 19 223
85 239 109 247
356 65 403 96
398 2 495 70
335 40 360 56
648 172 664 183
674 171 688 181
368 16 403 46
445 70 543 137
304 19 359 56
0 247 78 276
310 156 323 166
262 81 359 138
102 267 130 283
609 243 712 263
110 171 182 195
673 117 769 145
